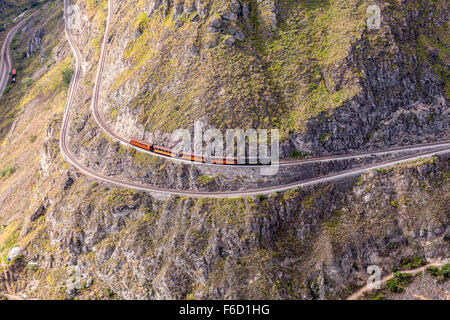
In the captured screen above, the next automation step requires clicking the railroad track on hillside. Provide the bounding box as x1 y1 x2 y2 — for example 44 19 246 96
87 0 449 168
55 0 450 197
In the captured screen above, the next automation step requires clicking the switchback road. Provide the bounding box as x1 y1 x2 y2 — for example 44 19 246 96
41 0 450 198
0 8 42 98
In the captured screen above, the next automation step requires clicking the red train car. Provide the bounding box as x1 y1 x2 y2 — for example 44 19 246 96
209 156 237 165
11 69 17 83
154 145 176 157
180 152 206 163
130 138 153 151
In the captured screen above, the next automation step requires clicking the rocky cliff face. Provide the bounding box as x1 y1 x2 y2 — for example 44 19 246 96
293 0 449 155
26 27 45 58
2 150 449 299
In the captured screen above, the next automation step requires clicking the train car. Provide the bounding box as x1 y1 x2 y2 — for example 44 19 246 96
130 138 153 151
247 156 272 165
181 152 206 163
153 145 177 157
11 69 16 83
209 155 237 165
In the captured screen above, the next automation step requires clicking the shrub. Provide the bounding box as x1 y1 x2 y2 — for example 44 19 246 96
29 0 39 8
29 135 38 143
22 77 34 87
444 234 450 244
3 84 13 94
439 264 450 279
426 266 440 277
290 151 308 158
427 264 450 281
257 194 267 201
385 272 413 293
396 256 425 270
197 175 213 184
62 68 74 86
0 166 16 178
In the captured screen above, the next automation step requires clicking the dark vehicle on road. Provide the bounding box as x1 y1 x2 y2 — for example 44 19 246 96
11 69 16 83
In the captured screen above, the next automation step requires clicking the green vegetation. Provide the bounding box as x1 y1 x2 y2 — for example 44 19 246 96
0 166 17 179
440 264 450 278
3 84 13 95
29 0 39 8
104 288 117 298
0 3 74 142
22 77 34 87
135 11 150 33
319 133 332 143
354 177 364 186
29 135 38 143
257 194 267 201
372 294 385 300
197 175 214 184
444 234 450 244
416 27 450 99
289 151 309 158
392 257 425 272
364 291 386 300
427 264 450 282
105 189 138 207
62 68 74 86
265 0 367 135
110 0 370 137
385 272 413 293
0 223 20 256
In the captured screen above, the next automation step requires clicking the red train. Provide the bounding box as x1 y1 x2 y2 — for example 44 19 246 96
130 138 270 165
11 69 16 83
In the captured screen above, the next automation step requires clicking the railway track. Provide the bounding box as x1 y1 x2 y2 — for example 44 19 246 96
88 0 450 168
40 0 450 197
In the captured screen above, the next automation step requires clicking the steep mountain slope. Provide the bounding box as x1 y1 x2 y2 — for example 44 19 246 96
0 0 448 300
98 0 448 156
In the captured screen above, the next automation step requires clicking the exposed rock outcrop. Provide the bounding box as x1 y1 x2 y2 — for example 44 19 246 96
26 28 45 57
0 0 12 15
13 156 450 299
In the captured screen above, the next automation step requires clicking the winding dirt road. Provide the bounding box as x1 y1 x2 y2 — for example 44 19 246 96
0 8 42 98
59 0 449 197
0 2 447 301
0 0 444 198
87 0 449 168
